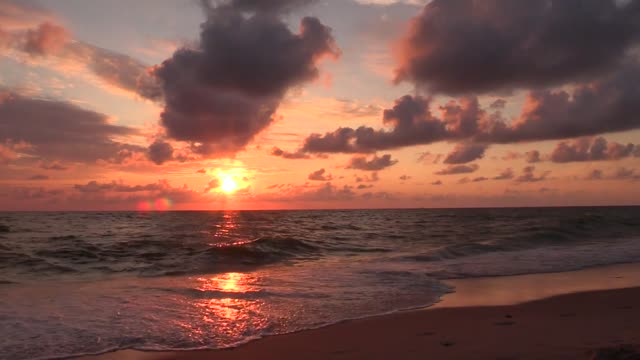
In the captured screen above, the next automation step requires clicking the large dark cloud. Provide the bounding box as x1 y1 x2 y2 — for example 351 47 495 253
550 137 638 163
147 1 338 156
346 154 397 171
302 96 483 153
444 143 487 164
395 0 640 94
301 61 640 154
0 93 144 164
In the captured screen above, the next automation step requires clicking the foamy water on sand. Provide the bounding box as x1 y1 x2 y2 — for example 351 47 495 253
1 207 639 359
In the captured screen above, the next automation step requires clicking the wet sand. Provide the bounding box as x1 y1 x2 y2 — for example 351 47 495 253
86 263 640 360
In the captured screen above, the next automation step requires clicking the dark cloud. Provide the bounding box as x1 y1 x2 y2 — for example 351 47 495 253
301 61 640 154
147 3 338 156
550 137 638 163
431 180 443 185
525 150 541 163
444 143 487 164
347 154 397 171
515 166 550 183
308 168 332 181
355 172 379 183
435 163 478 175
271 146 310 159
395 0 640 94
357 184 374 190
147 139 174 165
0 93 144 164
493 168 514 180
587 167 640 181
399 175 411 181
74 180 165 193
472 176 488 182
196 168 207 174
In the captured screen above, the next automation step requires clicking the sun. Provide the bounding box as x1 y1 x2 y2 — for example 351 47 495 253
220 176 238 194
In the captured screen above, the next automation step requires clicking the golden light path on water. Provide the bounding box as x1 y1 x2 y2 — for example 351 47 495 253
174 211 272 343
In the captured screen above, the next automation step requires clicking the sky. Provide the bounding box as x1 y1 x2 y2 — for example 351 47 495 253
0 0 639 210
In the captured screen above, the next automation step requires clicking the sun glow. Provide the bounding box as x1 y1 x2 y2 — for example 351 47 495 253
220 175 238 194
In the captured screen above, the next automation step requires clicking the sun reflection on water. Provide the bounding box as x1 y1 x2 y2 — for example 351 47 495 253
187 272 269 338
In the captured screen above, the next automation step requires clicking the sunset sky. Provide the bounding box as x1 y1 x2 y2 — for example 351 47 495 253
1 0 639 210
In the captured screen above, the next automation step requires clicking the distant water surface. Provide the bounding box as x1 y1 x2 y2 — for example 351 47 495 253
1 207 639 359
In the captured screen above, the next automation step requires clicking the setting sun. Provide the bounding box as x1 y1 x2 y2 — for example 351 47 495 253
220 176 238 194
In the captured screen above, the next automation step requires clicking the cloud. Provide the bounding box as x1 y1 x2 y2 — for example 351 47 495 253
22 22 68 55
347 154 397 171
435 163 478 175
472 176 488 182
525 150 541 163
73 180 166 193
586 167 640 181
490 99 507 110
259 182 356 202
271 146 310 159
395 0 640 94
444 143 487 164
431 180 442 185
585 169 604 180
40 162 68 171
0 7 156 97
28 174 48 180
147 139 174 165
0 93 144 164
146 2 338 157
417 151 442 164
204 178 220 192
515 166 550 183
0 0 55 31
493 168 514 180
399 175 411 180
308 168 332 181
550 137 638 163
357 184 374 189
611 167 640 181
301 61 640 153
355 172 379 183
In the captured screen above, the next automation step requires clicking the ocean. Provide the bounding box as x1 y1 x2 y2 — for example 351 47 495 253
1 207 639 359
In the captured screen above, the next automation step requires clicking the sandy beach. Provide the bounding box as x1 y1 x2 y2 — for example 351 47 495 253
86 263 640 360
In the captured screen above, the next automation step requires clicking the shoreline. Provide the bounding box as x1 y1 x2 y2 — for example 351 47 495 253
83 262 640 360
